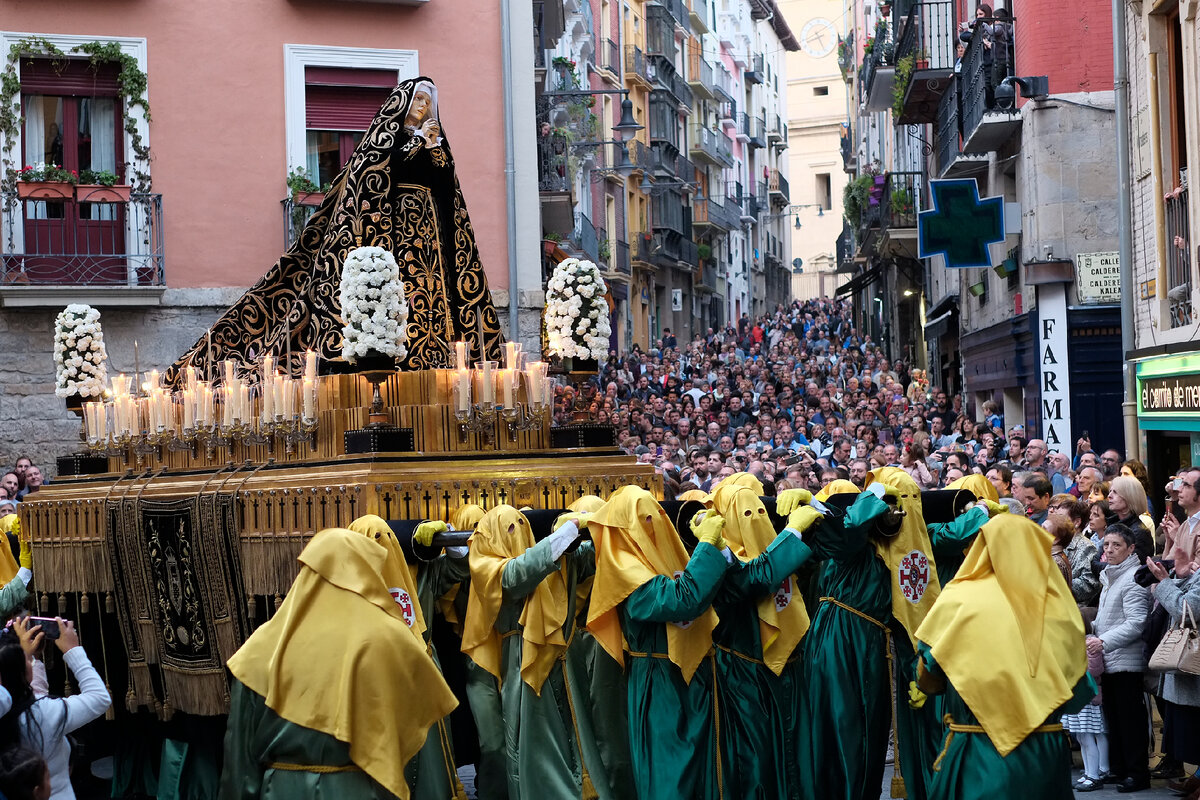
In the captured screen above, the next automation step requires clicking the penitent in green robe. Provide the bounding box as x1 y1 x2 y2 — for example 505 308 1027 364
409 553 471 800
495 538 607 800
798 492 893 800
712 531 813 800
893 506 991 800
918 644 1094 800
617 541 730 800
220 679 399 799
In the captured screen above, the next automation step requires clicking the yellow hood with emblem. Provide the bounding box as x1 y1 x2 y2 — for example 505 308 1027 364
347 515 426 639
867 467 939 649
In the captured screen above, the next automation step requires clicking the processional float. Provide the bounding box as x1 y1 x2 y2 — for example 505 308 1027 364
19 77 653 718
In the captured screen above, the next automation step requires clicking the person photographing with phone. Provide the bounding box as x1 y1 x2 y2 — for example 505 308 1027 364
0 615 110 800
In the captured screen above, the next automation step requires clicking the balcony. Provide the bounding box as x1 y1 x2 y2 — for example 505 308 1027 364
675 154 697 186
878 171 923 258
624 45 653 90
687 45 716 101
713 63 734 102
736 111 751 142
768 114 785 145
859 23 897 112
841 129 857 174
598 38 621 83
768 169 789 205
749 115 767 149
0 192 165 301
960 16 1020 153
671 71 695 110
651 142 679 176
651 0 691 32
893 1 957 125
689 0 709 34
591 141 637 184
745 53 765 85
631 230 655 265
719 99 737 129
740 193 761 223
626 139 654 174
934 75 987 178
690 125 734 168
646 6 679 62
1166 183 1193 328
692 196 740 232
653 190 687 235
614 238 631 278
537 128 572 192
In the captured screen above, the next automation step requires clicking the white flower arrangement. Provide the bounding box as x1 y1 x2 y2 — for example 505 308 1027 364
53 303 108 398
544 257 611 361
340 246 410 362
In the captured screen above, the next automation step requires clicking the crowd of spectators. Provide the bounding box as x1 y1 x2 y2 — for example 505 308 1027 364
552 297 1200 795
0 457 42 517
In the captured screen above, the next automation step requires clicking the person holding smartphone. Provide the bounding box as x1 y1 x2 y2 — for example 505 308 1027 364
0 616 110 800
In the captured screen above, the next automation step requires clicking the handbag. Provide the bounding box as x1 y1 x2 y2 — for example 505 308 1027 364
1148 600 1200 675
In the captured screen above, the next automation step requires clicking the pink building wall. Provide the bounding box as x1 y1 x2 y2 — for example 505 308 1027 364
6 0 509 291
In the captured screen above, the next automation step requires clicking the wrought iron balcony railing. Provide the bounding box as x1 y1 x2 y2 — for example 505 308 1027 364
881 171 923 231
690 125 734 167
2 192 165 287
1166 183 1193 328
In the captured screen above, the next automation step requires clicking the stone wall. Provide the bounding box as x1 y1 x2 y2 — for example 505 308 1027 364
0 288 242 478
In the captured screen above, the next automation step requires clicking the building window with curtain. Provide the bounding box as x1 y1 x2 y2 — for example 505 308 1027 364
303 67 395 187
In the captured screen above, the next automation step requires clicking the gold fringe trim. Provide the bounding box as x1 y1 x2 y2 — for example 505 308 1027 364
160 665 232 716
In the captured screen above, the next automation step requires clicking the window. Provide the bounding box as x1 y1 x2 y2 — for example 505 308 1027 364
304 67 395 187
816 172 832 210
813 85 829 96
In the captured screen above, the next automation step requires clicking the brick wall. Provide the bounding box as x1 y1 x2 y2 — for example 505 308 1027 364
1013 0 1114 94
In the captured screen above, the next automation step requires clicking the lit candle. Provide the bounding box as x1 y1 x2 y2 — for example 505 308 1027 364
505 342 518 371
261 373 274 422
96 402 107 439
201 385 213 426
222 386 233 427
237 384 249 423
185 366 197 394
305 350 317 382
302 377 315 420
455 341 468 372
224 360 235 388
183 389 194 430
148 369 160 390
456 368 471 412
133 341 140 394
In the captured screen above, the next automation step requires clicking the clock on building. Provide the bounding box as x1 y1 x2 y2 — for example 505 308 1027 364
800 18 837 58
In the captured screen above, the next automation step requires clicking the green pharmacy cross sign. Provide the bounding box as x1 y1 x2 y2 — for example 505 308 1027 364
918 179 1005 268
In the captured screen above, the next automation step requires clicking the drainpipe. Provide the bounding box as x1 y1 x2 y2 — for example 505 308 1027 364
1112 0 1139 460
500 0 521 341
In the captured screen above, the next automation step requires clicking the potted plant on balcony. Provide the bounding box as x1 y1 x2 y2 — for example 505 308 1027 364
892 55 916 118
76 169 131 204
698 242 712 266
598 238 612 263
287 167 330 207
543 231 564 257
13 162 76 200
916 49 930 71
843 174 874 228
889 186 915 218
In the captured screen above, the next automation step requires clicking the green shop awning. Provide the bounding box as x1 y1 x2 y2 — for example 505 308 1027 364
1136 353 1200 432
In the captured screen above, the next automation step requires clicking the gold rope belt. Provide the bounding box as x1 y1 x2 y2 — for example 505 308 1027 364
819 596 887 630
626 649 673 659
267 762 360 774
713 643 802 667
932 715 1064 772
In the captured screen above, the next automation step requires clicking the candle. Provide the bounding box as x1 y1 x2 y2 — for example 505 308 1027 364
224 359 235 388
480 360 494 405
133 341 140 394
456 368 471 412
201 385 213 426
302 377 315 420
185 366 197 394
505 342 518 371
305 349 317 382
148 369 160 390
96 402 107 439
237 384 249 423
261 373 275 422
455 341 468 372
222 386 233 427
500 369 514 409
183 390 194 430
207 331 213 383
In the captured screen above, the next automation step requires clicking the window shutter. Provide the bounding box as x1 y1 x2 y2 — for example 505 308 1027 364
304 67 397 131
21 58 120 97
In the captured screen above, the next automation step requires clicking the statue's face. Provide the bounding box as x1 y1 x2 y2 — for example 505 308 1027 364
409 91 433 122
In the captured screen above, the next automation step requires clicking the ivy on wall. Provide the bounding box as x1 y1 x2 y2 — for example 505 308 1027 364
1 37 152 192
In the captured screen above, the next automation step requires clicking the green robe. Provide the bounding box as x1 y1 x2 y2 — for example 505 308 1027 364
798 492 892 800
495 538 605 800
895 506 991 800
409 553 471 800
917 644 1094 800
617 542 729 800
712 532 813 799
571 594 636 797
220 679 398 799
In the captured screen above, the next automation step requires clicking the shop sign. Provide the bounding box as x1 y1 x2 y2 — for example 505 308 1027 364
1075 252 1121 305
1038 283 1073 447
1136 355 1200 430
1140 373 1200 414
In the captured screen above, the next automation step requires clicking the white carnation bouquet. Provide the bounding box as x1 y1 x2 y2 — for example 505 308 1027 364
544 257 611 361
53 303 108 398
339 246 410 362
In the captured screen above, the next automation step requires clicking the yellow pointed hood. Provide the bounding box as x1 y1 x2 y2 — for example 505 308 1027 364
713 486 809 674
461 505 568 694
867 467 940 648
705 472 764 506
587 485 717 683
916 515 1086 755
347 514 426 639
450 503 486 532
0 515 23 585
948 474 998 503
816 479 861 502
569 495 606 513
227 528 457 799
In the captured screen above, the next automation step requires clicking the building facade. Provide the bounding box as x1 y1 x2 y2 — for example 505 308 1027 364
839 0 1123 450
1125 0 1200 485
1 2 534 470
536 0 798 350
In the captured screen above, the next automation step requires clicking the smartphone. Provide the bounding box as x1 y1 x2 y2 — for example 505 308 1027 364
26 617 62 641
1081 430 1090 440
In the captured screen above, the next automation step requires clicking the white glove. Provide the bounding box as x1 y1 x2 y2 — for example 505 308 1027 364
547 520 581 561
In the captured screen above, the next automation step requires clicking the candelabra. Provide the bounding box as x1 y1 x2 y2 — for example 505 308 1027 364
456 402 497 445
131 429 163 467
501 402 544 441
167 426 199 456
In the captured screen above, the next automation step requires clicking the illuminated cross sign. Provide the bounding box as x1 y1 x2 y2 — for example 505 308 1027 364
918 179 1005 268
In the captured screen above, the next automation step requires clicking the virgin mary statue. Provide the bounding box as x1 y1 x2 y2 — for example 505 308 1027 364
165 76 503 385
